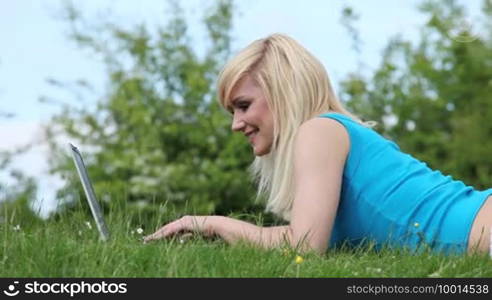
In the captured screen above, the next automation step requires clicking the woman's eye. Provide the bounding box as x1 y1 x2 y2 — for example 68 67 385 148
237 102 250 111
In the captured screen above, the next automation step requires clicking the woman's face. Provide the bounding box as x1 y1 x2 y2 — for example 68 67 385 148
228 76 274 156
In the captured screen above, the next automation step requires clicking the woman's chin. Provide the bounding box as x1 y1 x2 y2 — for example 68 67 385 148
253 145 270 156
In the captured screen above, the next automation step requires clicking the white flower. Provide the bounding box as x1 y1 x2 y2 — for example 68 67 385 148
366 267 382 273
85 222 92 230
13 225 21 231
428 271 441 278
136 228 144 235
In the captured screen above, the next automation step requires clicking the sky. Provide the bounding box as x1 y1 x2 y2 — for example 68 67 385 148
0 0 484 217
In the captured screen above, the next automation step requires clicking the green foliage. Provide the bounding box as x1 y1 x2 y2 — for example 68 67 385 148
45 0 264 220
340 0 492 189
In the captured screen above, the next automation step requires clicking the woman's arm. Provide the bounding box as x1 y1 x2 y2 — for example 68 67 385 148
211 216 292 247
144 117 348 254
211 216 293 248
143 215 292 249
288 117 348 253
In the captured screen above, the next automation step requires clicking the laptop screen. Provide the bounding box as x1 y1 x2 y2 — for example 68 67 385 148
69 143 110 241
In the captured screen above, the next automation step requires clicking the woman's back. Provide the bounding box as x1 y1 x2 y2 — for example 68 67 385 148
319 112 492 254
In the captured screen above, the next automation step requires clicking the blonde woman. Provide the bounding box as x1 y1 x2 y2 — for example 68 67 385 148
145 33 492 256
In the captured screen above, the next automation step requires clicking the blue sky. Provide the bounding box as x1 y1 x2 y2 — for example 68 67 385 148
0 0 484 216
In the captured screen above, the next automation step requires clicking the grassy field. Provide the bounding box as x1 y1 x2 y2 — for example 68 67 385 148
1 204 492 278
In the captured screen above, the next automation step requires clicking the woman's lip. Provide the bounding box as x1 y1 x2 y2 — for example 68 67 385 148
248 130 258 143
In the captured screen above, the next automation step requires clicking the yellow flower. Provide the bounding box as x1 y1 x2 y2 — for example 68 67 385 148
295 255 304 264
414 222 420 228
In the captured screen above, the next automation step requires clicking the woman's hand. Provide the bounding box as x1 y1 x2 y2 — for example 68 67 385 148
143 215 294 251
143 215 217 243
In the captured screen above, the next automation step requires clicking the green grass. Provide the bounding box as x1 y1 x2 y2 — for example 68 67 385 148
1 205 491 277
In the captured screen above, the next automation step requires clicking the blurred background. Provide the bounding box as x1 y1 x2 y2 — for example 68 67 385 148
1 0 491 225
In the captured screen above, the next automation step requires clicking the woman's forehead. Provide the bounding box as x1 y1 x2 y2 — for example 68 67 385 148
230 76 259 96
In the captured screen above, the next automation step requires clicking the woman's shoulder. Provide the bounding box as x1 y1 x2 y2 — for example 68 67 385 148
307 112 355 139
294 117 350 178
300 116 349 133
296 117 350 155
317 111 358 124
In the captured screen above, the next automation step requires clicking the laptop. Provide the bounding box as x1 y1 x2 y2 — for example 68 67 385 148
69 143 110 241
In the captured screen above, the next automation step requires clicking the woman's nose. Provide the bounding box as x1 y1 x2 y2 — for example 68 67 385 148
231 114 245 132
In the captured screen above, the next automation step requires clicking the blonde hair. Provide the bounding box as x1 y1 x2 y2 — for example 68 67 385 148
217 33 373 220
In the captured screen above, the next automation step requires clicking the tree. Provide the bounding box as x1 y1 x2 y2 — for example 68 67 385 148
45 0 267 222
340 0 492 189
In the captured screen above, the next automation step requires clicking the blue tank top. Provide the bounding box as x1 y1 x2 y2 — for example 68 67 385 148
318 112 492 254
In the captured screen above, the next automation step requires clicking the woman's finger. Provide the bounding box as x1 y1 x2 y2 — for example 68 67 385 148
143 224 174 242
143 217 191 243
143 228 165 243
